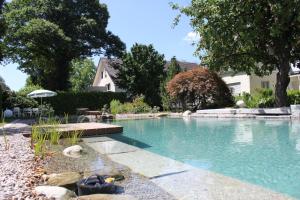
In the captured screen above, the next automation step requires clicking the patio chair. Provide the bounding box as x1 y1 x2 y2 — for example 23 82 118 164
13 107 21 118
32 108 40 117
23 108 33 118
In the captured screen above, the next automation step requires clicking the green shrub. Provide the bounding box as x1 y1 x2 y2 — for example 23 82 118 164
109 95 152 114
235 89 275 108
131 95 152 113
288 90 300 105
45 91 126 115
110 100 123 115
17 84 42 96
5 93 39 109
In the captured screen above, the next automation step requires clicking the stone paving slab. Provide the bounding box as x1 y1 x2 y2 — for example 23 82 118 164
83 136 114 143
86 140 139 154
108 149 193 178
151 169 294 200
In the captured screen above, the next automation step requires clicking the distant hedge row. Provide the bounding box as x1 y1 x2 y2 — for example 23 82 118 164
45 92 127 115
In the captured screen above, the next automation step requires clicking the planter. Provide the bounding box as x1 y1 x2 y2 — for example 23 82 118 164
291 104 300 118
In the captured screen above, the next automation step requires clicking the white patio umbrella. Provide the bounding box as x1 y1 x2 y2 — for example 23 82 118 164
27 89 57 105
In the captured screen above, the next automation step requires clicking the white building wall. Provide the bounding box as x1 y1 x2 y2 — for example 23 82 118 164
222 74 251 95
96 69 116 92
249 71 277 94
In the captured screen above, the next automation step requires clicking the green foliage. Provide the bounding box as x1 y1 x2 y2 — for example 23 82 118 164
236 89 300 108
287 90 300 105
45 91 126 115
68 130 83 145
3 0 125 90
113 43 166 106
110 100 123 115
17 84 42 96
236 89 275 108
175 0 300 106
70 58 96 92
109 95 152 114
0 0 5 62
5 93 38 109
31 125 47 158
160 56 181 110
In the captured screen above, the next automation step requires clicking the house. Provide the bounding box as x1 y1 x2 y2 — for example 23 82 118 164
222 71 300 96
91 57 300 95
91 58 124 92
91 57 199 92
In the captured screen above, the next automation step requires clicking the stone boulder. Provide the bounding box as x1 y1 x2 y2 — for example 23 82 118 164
236 100 246 108
35 186 76 200
43 172 82 190
182 110 192 117
84 166 123 178
63 145 83 158
73 194 137 200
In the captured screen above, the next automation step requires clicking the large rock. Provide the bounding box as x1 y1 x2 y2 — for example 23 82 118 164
182 110 192 117
35 186 76 200
63 145 83 158
84 166 123 178
236 100 246 108
44 172 82 190
73 194 137 200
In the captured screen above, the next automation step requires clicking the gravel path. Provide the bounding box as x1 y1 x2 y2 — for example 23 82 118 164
0 121 44 200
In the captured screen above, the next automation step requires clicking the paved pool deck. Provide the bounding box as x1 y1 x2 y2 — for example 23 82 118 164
83 136 295 200
23 122 123 137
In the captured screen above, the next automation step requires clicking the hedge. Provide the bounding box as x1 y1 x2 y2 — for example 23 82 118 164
45 91 127 115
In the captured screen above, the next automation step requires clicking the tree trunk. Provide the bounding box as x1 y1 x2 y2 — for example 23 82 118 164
275 59 290 107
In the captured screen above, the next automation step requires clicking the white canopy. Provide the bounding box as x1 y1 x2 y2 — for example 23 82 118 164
27 89 57 98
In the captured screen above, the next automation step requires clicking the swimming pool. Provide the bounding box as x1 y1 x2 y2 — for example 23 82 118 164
110 118 300 199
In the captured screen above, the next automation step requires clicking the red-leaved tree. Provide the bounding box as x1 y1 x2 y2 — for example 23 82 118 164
166 68 233 110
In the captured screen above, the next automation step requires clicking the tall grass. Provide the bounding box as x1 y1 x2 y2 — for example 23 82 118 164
31 125 47 158
64 113 69 124
68 130 83 145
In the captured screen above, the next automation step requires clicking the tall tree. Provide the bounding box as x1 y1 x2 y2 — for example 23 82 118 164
3 0 125 90
160 56 181 110
0 0 5 62
113 43 166 106
69 58 96 92
174 1 300 107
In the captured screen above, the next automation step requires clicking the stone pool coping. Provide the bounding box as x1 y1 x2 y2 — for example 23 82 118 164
83 136 295 200
22 122 123 137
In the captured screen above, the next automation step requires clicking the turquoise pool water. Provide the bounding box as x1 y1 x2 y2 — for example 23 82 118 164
110 118 300 199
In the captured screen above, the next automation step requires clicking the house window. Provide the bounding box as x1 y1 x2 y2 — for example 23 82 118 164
107 83 111 91
105 72 107 78
227 82 241 96
261 81 270 89
101 72 104 79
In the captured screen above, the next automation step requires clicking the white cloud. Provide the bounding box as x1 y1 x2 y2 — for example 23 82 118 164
184 31 200 44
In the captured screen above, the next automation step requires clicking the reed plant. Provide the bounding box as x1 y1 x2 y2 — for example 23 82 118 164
34 133 47 158
64 113 69 124
68 130 83 145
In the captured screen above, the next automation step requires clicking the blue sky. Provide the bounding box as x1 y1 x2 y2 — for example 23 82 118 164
0 0 199 91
